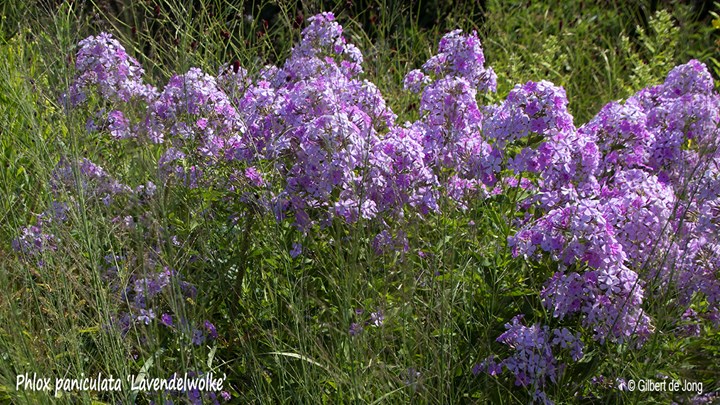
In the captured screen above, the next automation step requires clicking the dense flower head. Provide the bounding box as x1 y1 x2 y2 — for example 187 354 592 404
288 12 363 78
541 269 652 343
579 98 653 174
419 76 482 141
485 80 575 146
510 191 655 343
225 80 283 162
657 59 715 97
403 69 430 93
403 30 503 195
269 107 378 227
421 29 497 92
413 76 501 188
484 80 596 196
87 109 135 140
367 126 439 216
295 12 343 55
68 32 154 106
482 316 583 403
629 60 720 185
146 67 245 150
445 175 489 209
601 169 676 268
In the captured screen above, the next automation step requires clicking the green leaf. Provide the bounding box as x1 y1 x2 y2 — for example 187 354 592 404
262 351 332 374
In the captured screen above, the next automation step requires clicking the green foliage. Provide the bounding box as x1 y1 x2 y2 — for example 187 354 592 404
710 2 720 87
621 9 680 93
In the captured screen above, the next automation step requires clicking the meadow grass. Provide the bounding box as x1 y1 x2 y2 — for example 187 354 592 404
1 0 719 403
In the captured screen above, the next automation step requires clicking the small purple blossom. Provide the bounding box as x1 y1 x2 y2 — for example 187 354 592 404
403 367 422 388
191 328 205 346
290 243 303 258
244 166 265 187
349 322 363 336
370 310 384 327
403 69 430 93
616 378 628 391
107 110 132 139
204 320 218 339
137 309 156 325
160 313 173 327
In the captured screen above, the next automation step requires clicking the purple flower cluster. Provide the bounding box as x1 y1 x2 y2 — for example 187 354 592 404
12 201 72 266
348 307 385 336
67 32 155 106
51 157 133 206
504 60 719 346
146 67 245 150
420 29 497 93
129 266 177 309
228 12 441 228
12 221 57 260
477 316 583 405
404 30 500 203
60 19 504 235
484 80 594 196
481 59 718 403
106 258 220 352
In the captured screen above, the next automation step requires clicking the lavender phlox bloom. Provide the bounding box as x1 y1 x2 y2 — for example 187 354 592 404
67 32 155 106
